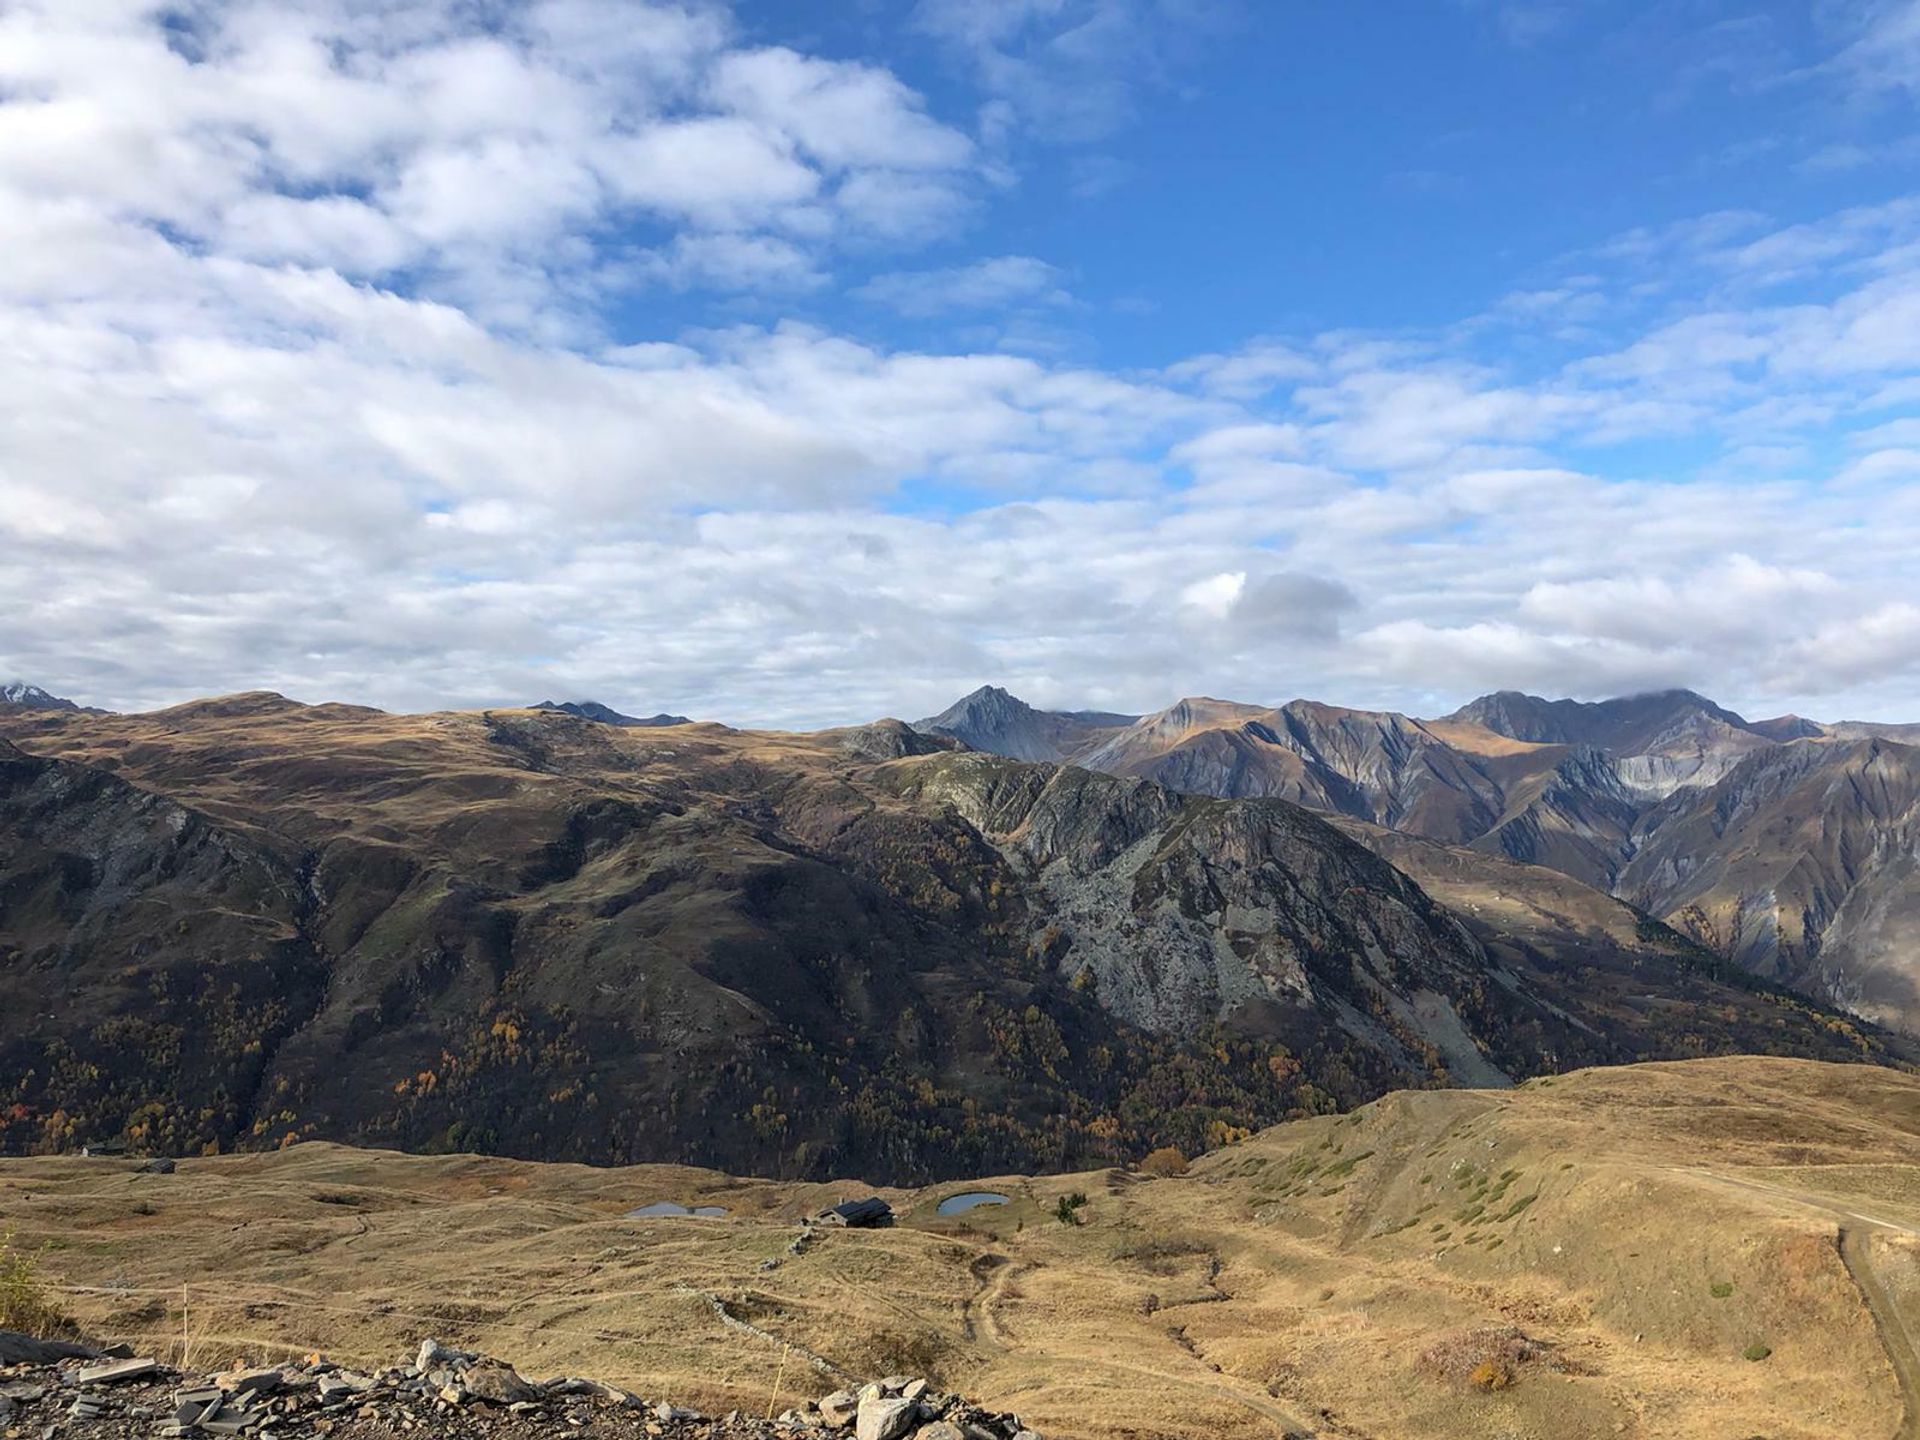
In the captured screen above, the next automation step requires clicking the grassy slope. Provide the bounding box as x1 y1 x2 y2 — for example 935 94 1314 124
6 1056 1919 1440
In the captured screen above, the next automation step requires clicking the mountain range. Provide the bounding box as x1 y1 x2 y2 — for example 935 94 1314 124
0 685 1908 1180
918 684 1920 1034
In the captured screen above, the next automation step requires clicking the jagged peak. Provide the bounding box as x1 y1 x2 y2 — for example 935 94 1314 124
1 680 81 711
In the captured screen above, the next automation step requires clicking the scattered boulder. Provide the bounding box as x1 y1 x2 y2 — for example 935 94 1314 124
0 1330 98 1365
75 1356 159 1384
857 1391 921 1440
819 1389 860 1425
464 1361 540 1404
0 1334 1041 1440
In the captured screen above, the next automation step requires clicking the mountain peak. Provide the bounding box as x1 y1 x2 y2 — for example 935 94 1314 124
914 685 1132 763
1 681 81 711
531 700 691 727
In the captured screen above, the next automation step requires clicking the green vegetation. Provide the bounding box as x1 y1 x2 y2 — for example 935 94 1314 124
1711 1281 1735 1299
1322 1149 1374 1180
1054 1191 1089 1226
0 1228 70 1337
1743 1342 1772 1362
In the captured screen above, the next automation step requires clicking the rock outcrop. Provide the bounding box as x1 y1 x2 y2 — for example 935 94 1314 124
0 1333 1041 1440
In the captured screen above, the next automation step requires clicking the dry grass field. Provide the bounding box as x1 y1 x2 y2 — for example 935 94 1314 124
6 1056 1920 1439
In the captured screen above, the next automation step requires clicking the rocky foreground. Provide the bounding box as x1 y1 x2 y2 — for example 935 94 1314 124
0 1332 1043 1440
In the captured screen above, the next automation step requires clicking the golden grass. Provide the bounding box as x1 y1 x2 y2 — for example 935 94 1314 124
5 1058 1919 1438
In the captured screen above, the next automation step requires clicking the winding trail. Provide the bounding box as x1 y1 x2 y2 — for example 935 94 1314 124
1677 1168 1920 1440
1840 1228 1920 1440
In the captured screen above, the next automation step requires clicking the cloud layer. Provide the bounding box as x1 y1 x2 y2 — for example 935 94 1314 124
2 0 1919 725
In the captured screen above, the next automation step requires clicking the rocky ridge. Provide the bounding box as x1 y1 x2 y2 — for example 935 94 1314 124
530 701 691 728
920 684 1920 1031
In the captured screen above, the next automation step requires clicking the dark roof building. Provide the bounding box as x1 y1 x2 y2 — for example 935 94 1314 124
819 1196 893 1228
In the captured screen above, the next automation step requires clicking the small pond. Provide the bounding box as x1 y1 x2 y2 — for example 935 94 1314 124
626 1201 728 1218
935 1190 1011 1216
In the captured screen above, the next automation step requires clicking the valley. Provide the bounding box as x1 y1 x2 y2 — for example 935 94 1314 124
6 1056 1918 1439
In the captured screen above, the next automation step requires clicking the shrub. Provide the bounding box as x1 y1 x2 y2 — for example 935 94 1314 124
1054 1192 1089 1226
1139 1146 1190 1177
1468 1357 1516 1391
1743 1342 1772 1362
1711 1281 1734 1299
0 1229 72 1337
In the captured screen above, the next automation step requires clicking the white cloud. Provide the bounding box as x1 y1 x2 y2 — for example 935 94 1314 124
0 0 981 319
3 3 1920 728
855 255 1071 316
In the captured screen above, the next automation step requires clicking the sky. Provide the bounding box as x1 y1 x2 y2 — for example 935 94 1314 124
3 1 1920 726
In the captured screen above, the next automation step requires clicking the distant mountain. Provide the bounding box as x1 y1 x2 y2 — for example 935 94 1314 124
1443 688 1752 748
913 684 1133 762
7 696 1899 1177
531 699 690 727
1619 735 1920 1030
1 682 86 711
940 683 1920 1031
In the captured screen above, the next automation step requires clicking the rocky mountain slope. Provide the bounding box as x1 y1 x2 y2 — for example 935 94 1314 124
927 685 1920 1032
1619 736 1920 1031
1 696 1899 1179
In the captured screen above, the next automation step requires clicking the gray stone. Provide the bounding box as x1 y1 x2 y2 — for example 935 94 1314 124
901 1379 929 1403
215 1365 283 1395
462 1362 538 1405
913 1425 967 1440
818 1389 859 1426
75 1357 158 1384
414 1338 473 1372
857 1393 921 1440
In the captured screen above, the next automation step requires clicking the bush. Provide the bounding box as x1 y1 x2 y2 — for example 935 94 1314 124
1054 1192 1088 1226
0 1229 72 1337
1139 1146 1190 1177
1743 1342 1772 1362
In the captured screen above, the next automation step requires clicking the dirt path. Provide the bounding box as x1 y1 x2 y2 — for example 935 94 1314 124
1841 1228 1920 1440
1676 1167 1920 1440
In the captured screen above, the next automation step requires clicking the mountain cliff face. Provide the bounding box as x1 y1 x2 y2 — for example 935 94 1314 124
2 699 1898 1178
926 684 1920 1033
1619 736 1920 1029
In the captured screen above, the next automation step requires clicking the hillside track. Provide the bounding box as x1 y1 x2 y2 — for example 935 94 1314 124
1678 1167 1920 1440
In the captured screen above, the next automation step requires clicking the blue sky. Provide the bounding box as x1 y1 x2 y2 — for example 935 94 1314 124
2 0 1919 724
671 2 1920 361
